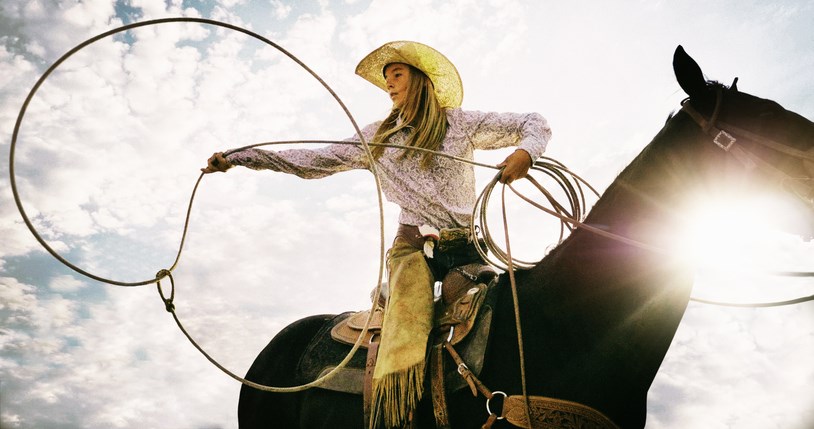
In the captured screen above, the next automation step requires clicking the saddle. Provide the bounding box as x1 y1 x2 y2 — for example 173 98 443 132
330 263 498 349
315 263 500 396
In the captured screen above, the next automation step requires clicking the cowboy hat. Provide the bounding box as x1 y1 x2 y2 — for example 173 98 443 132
355 40 463 109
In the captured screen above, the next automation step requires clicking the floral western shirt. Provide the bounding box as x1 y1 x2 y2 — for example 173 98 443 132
226 108 551 229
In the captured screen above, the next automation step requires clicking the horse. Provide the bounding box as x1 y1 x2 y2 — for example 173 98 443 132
236 46 814 428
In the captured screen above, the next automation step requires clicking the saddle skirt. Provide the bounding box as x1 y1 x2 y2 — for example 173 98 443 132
307 264 500 396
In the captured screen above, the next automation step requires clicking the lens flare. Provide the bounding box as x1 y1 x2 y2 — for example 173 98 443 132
672 192 812 302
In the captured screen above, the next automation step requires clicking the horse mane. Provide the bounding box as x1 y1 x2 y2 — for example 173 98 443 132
667 80 731 121
703 80 730 91
582 113 696 224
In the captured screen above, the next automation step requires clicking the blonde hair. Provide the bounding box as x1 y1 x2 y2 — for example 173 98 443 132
371 64 448 169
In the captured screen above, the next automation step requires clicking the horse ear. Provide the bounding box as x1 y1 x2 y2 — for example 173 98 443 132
673 45 709 101
730 77 739 91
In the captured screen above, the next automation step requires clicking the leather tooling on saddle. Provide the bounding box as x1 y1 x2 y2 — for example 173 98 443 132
308 263 500 396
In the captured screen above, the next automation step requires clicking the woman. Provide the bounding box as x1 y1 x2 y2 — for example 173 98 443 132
203 40 551 428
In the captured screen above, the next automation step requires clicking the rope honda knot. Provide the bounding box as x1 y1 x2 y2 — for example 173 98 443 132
155 269 175 312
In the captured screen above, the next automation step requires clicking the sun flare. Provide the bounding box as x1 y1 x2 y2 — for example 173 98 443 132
675 196 774 268
672 192 812 302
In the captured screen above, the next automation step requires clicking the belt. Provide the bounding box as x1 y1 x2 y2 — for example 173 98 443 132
395 224 426 250
395 224 476 253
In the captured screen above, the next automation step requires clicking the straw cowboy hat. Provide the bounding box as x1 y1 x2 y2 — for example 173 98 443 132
355 40 464 109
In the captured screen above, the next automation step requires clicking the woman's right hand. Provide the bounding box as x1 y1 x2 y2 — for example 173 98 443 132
201 152 232 173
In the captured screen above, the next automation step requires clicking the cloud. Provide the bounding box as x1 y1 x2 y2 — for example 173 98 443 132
0 277 38 312
0 0 122 62
650 303 814 428
129 0 186 19
270 0 292 20
48 275 87 292
0 273 250 429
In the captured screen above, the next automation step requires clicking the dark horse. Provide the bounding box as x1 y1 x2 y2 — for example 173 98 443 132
237 47 814 428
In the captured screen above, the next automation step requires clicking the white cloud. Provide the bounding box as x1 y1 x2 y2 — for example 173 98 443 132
650 303 814 428
0 46 35 89
0 277 38 312
129 0 178 18
0 274 248 429
61 0 114 28
218 0 247 9
270 0 293 19
0 0 121 62
48 275 87 292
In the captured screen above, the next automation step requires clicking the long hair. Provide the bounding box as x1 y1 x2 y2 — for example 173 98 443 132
371 65 448 168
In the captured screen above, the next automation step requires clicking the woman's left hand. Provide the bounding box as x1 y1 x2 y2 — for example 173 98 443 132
497 149 532 184
201 152 232 174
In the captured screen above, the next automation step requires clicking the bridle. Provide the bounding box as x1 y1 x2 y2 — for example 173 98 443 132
680 89 814 207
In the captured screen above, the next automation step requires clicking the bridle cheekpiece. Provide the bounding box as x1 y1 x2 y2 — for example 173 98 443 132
681 89 814 206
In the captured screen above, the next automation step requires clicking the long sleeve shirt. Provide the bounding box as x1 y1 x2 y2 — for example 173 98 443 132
225 108 552 229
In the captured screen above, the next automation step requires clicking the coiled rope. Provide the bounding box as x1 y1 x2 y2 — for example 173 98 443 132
10 18 813 397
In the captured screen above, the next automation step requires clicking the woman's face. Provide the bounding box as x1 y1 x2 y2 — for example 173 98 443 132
384 63 411 108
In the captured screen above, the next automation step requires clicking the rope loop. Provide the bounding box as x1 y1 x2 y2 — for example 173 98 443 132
156 270 176 312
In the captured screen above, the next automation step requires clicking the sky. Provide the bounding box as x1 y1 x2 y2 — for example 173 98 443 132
1 1 812 428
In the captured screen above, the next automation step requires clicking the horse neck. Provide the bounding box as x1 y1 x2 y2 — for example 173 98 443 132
497 112 706 429
578 111 715 249
524 111 713 288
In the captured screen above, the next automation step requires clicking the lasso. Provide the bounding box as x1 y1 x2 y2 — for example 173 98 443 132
9 17 384 393
9 18 813 395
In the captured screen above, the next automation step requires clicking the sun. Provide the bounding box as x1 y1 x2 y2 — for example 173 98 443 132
671 192 812 303
673 195 777 269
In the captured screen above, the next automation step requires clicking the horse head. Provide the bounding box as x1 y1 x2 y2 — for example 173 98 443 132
674 45 814 231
